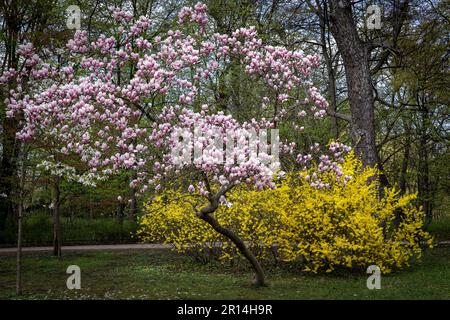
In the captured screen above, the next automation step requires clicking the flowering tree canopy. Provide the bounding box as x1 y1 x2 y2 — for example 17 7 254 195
5 3 335 286
5 3 330 193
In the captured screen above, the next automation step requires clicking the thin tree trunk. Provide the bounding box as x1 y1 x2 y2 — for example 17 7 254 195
129 191 138 220
117 200 125 226
0 2 20 241
418 134 431 221
16 148 26 295
399 120 411 196
417 103 432 223
327 64 339 139
16 199 23 295
128 173 138 220
0 116 19 240
392 118 411 228
318 1 339 138
53 176 61 258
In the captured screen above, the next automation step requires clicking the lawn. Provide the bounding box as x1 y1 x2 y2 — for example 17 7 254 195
0 247 449 300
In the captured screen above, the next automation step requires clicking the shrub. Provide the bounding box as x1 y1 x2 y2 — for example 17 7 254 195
138 153 433 273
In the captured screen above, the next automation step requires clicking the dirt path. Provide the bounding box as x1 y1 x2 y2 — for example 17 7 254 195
0 243 172 255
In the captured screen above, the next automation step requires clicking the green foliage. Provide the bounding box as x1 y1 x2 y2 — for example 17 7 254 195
1 212 138 246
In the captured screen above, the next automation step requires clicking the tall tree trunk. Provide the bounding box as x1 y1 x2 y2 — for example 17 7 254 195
16 201 23 295
0 115 20 239
417 98 432 222
327 61 339 139
117 200 125 226
393 117 412 227
53 176 61 258
16 147 26 295
0 8 20 241
318 1 338 138
328 0 379 168
1 0 55 240
418 133 431 221
399 119 411 196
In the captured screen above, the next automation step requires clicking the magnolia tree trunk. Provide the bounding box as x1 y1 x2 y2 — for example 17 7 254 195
197 190 265 287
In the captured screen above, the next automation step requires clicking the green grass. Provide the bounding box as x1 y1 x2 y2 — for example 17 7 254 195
0 247 449 300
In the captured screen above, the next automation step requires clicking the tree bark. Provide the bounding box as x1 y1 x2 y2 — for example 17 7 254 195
117 200 125 225
16 200 23 295
199 212 265 286
129 191 138 221
399 119 411 196
197 192 265 287
0 14 20 241
417 97 432 222
53 176 62 258
392 118 411 228
16 147 26 295
129 173 138 221
0 115 20 239
328 0 379 168
317 1 339 138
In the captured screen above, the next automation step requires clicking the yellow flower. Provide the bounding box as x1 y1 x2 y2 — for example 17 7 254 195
138 153 432 273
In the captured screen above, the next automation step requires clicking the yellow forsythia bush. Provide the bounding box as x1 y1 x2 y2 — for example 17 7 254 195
137 153 433 273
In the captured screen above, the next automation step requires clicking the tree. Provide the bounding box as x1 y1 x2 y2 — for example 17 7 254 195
6 3 330 286
385 1 449 220
328 0 388 169
0 0 63 241
36 160 107 256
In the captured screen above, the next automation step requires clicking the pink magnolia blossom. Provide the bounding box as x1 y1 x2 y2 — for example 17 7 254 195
6 3 333 197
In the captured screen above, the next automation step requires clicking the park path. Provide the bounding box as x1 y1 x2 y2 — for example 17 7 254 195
0 241 449 255
0 243 171 255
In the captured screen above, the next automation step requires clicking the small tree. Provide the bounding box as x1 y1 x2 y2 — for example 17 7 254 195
37 160 107 257
6 3 329 286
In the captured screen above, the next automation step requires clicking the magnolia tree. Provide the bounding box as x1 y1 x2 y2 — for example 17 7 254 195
5 3 333 286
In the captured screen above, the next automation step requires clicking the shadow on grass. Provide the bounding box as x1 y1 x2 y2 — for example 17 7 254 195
0 247 449 300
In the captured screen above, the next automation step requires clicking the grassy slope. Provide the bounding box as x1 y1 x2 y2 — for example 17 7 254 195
0 247 449 300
